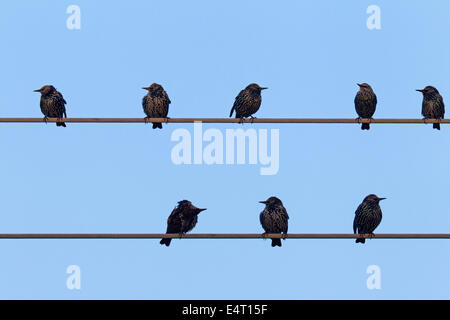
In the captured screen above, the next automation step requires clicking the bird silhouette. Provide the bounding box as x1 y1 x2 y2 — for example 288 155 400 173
353 194 385 244
229 83 267 122
142 83 171 129
354 83 377 130
417 86 445 130
160 200 206 247
34 85 67 127
259 196 289 247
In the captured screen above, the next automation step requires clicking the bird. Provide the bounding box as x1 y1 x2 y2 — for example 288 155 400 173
229 83 267 122
142 83 171 129
34 85 67 127
354 83 377 130
353 194 385 244
417 86 445 130
259 196 289 247
160 200 206 247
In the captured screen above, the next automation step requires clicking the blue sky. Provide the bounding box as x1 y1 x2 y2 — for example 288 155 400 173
0 0 449 299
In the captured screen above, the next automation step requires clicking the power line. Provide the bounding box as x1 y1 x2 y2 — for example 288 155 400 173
0 234 449 239
0 118 446 124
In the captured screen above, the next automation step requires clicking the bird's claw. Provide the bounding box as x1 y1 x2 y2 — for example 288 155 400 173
165 117 170 124
144 117 150 124
43 117 48 124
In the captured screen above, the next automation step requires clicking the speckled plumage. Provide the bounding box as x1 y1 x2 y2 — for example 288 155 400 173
160 200 206 247
354 83 377 130
353 194 385 244
229 83 267 121
417 86 445 130
142 83 171 129
34 85 67 127
259 196 289 247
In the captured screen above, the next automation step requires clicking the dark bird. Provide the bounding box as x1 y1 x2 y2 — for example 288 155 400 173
142 83 171 129
229 83 267 122
354 83 377 130
353 194 385 244
160 200 206 247
417 86 445 130
34 85 67 127
259 196 289 247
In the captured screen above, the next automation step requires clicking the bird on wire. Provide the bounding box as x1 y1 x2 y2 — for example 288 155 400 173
142 83 171 129
417 86 445 130
353 194 385 244
229 83 267 123
259 196 289 247
34 85 67 127
354 83 377 130
160 200 207 247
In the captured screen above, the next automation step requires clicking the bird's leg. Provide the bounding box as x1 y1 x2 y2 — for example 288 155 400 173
250 116 257 124
179 232 183 240
165 117 171 124
239 117 245 124
369 233 375 240
43 116 48 124
144 117 150 124
282 232 288 240
355 117 361 123
261 232 268 239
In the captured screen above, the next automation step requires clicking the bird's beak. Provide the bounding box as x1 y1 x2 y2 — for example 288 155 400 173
357 83 362 87
259 201 267 204
33 89 41 92
378 197 386 201
261 87 268 90
198 208 207 212
142 87 149 90
416 89 424 92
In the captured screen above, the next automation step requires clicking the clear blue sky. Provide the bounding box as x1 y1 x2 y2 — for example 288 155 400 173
0 0 449 299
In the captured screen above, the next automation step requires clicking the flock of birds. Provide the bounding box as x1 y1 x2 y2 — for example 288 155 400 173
34 82 445 130
32 82 444 247
159 194 384 247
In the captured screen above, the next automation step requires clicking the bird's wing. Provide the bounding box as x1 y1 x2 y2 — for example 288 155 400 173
230 90 244 117
439 94 445 117
142 95 147 107
163 90 171 104
229 103 236 117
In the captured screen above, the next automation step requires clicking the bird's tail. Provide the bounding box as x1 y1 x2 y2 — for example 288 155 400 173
361 123 370 130
433 123 440 130
271 238 282 247
229 106 235 117
56 122 66 127
160 238 171 246
153 123 163 129
355 238 366 244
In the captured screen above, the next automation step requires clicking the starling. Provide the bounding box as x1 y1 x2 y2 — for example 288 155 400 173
160 200 206 247
353 194 385 244
229 83 267 122
354 83 377 130
34 85 67 127
142 83 171 129
259 196 289 247
417 86 445 130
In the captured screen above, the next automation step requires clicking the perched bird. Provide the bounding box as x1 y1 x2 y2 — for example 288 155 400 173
160 200 206 247
229 83 267 122
259 196 289 247
354 83 377 130
417 86 445 130
353 194 385 244
34 85 67 127
142 83 171 129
